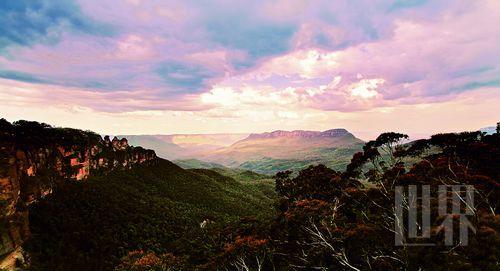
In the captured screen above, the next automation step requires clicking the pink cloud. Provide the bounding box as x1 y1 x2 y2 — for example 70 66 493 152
0 79 210 112
1 0 499 115
201 0 500 112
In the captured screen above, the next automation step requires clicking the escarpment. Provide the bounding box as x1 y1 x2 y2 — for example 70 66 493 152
0 119 157 264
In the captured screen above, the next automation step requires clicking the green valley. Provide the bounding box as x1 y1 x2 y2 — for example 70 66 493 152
25 159 275 270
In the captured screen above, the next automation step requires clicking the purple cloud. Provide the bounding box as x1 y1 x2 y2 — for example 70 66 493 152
0 0 499 113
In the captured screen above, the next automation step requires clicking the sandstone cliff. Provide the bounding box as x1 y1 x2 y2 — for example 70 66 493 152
0 119 157 265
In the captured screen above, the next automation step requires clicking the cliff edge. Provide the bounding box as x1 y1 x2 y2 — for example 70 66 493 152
0 119 157 267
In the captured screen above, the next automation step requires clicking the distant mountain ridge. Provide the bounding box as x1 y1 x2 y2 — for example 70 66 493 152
200 128 363 174
246 129 351 140
120 128 364 174
119 133 248 160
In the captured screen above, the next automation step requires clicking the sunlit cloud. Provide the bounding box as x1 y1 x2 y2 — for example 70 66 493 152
0 0 499 134
349 78 384 99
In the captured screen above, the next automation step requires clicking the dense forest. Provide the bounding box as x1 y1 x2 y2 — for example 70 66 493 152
1 121 499 270
24 159 275 270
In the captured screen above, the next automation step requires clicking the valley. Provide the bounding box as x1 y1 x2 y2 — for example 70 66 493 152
25 159 275 270
0 119 498 270
126 129 364 175
2 0 499 269
120 134 249 160
0 119 274 270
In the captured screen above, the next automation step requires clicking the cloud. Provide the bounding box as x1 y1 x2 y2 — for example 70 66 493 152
156 62 222 94
0 79 210 112
388 0 428 11
199 0 500 112
0 0 112 51
0 0 297 96
0 70 49 84
256 49 340 79
0 0 499 116
349 79 384 99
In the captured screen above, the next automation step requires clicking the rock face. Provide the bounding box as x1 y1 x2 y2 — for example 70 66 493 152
198 128 363 174
0 119 157 262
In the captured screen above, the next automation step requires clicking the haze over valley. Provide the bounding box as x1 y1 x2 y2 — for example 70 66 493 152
123 128 363 174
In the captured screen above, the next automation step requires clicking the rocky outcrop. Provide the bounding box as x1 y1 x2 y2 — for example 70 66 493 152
0 119 157 265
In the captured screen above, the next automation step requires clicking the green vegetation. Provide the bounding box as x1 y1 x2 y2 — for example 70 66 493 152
208 167 269 182
175 159 274 193
197 130 364 174
238 145 362 174
6 119 497 270
189 168 275 200
126 130 365 175
210 131 499 270
239 157 314 174
173 159 225 169
0 119 102 150
25 159 276 270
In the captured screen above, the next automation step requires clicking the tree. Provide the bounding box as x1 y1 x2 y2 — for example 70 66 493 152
269 131 499 270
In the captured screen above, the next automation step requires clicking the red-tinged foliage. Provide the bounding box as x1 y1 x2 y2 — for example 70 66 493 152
284 199 331 222
115 250 186 271
109 130 499 270
106 130 498 270
199 216 275 270
224 236 268 254
265 131 500 270
276 164 353 202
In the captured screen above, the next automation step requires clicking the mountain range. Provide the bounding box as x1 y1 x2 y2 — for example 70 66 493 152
119 134 248 160
123 129 364 174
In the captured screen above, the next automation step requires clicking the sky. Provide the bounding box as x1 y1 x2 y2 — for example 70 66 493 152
1 0 499 140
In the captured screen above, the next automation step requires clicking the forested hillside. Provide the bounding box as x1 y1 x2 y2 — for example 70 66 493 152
25 159 275 270
1 120 498 271
0 119 157 269
207 131 500 270
73 130 498 271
